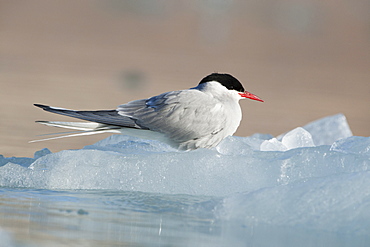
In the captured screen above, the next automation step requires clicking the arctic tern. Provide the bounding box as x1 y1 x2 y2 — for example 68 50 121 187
33 73 263 150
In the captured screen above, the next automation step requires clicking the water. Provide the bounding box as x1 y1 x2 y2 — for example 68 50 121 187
0 189 222 247
1 114 369 246
1 188 368 247
2 188 368 247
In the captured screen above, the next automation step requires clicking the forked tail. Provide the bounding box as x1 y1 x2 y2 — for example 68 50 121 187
30 121 121 143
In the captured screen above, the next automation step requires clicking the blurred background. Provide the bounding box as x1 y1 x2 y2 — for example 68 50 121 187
1 0 369 157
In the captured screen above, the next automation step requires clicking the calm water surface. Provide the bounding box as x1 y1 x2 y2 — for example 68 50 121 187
0 188 231 246
0 188 367 247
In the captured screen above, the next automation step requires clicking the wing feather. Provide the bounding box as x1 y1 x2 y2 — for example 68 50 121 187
117 90 227 146
34 104 147 129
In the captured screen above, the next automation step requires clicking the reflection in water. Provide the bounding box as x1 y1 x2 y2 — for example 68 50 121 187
0 189 223 246
0 188 366 247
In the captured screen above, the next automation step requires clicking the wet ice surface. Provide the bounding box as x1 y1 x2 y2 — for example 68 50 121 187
0 114 369 246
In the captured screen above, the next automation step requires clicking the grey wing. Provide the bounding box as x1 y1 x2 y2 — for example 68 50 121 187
117 90 226 143
34 104 147 129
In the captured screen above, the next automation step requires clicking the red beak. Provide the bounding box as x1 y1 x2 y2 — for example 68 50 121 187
239 91 264 102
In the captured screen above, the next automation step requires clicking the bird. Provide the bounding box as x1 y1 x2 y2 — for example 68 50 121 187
32 73 263 150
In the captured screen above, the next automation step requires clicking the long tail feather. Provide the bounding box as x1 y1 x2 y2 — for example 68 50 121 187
31 121 121 143
35 121 114 131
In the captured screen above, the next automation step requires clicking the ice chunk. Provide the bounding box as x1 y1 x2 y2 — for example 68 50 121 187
262 114 353 152
215 136 254 155
33 148 52 159
0 114 368 196
1 134 369 196
0 155 34 168
217 170 370 235
85 134 177 154
330 136 370 155
281 127 315 149
0 148 51 168
261 127 315 151
260 138 288 151
303 114 353 145
216 134 273 154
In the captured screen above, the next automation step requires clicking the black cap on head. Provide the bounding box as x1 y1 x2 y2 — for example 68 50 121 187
199 73 245 92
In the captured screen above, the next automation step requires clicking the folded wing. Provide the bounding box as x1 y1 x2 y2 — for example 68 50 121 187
34 104 147 129
118 90 227 147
